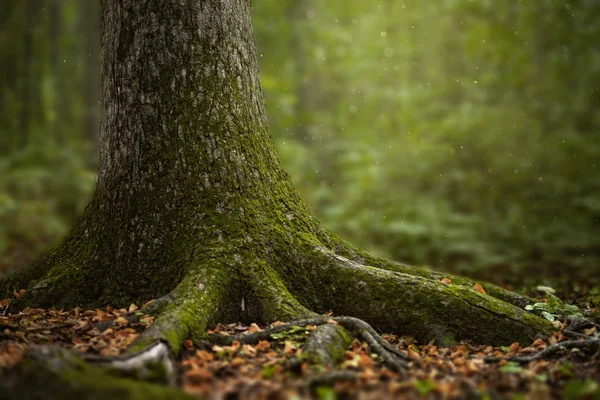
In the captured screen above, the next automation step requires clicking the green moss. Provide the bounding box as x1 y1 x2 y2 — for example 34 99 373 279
279 242 553 346
302 324 353 366
0 347 194 400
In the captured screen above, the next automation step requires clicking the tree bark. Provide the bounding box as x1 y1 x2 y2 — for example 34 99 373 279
1 0 552 349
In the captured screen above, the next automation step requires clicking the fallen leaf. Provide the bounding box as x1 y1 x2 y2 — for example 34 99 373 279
195 350 214 362
231 357 246 367
283 341 297 355
441 278 452 285
473 284 486 294
247 323 261 333
185 367 213 383
583 326 596 336
242 344 257 357
407 348 420 361
255 340 271 351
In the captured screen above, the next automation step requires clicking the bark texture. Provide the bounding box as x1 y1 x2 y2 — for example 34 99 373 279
1 0 552 347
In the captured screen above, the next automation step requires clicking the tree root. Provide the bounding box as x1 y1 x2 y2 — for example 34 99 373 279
208 316 409 375
484 338 600 364
83 341 177 386
302 323 352 366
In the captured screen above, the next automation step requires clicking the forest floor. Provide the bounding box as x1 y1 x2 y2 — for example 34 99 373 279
1 285 599 400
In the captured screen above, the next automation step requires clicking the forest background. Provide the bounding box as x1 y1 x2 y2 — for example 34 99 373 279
1 0 599 297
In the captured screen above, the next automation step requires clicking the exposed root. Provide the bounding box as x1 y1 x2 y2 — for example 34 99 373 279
208 316 408 375
247 260 318 322
128 261 233 354
302 323 353 366
566 317 600 332
84 341 177 385
484 338 600 364
295 244 554 346
562 329 593 340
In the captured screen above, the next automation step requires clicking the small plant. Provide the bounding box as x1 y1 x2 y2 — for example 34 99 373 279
524 286 582 321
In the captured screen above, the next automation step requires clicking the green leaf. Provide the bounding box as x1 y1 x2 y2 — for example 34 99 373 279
499 362 524 374
558 361 574 377
261 364 278 379
537 286 556 294
541 311 556 322
413 379 436 396
563 379 599 400
315 386 337 400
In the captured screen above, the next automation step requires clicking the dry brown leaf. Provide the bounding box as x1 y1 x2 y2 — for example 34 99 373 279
212 345 224 353
247 323 261 333
283 341 297 355
99 347 120 357
255 340 271 351
341 353 361 369
358 353 375 368
242 344 257 357
584 326 596 336
473 284 487 294
231 357 246 367
195 350 214 362
230 340 241 352
407 348 420 361
185 367 213 382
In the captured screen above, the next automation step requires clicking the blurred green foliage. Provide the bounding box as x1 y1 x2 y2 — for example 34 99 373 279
1 0 599 285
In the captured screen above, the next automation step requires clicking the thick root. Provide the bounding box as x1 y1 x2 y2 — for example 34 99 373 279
303 323 352 366
284 244 554 346
128 260 234 354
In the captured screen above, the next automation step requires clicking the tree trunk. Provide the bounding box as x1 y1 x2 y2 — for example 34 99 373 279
1 0 552 350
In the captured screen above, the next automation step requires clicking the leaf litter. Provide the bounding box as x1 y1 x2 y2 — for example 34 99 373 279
1 297 598 399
